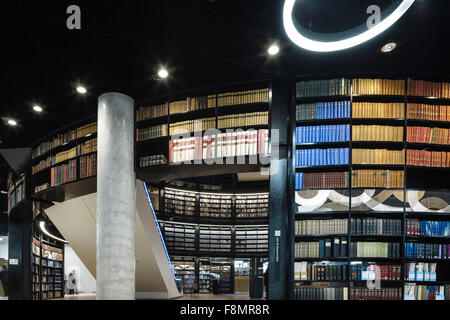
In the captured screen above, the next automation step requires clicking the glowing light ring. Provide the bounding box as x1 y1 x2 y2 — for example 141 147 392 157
39 221 68 243
283 0 415 52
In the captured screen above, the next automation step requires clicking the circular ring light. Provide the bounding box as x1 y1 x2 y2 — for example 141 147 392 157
283 0 415 52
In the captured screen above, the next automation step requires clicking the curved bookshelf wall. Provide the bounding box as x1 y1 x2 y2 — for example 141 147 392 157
292 76 450 301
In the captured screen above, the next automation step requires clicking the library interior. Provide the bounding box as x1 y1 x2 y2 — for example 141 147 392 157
1 0 450 302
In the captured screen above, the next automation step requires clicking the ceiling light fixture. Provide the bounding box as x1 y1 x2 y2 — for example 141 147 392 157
76 86 87 94
381 42 398 53
7 119 17 126
268 44 280 56
283 0 415 52
0 238 3 241
158 68 169 79
33 105 43 112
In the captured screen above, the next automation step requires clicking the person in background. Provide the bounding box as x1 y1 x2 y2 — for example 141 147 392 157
0 264 8 297
263 268 269 300
67 271 76 295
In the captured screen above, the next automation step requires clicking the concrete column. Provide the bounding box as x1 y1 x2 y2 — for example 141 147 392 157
97 93 136 300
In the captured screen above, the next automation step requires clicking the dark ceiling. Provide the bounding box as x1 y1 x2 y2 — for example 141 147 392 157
0 0 449 185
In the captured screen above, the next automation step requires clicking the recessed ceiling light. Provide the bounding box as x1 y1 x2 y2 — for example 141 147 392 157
158 69 169 79
268 44 280 56
33 105 43 112
7 119 17 126
381 42 397 53
76 86 87 94
0 238 3 241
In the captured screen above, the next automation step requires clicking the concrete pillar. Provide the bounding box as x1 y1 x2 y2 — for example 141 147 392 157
97 93 136 300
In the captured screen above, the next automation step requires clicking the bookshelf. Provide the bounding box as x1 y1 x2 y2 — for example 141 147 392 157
171 258 196 294
7 172 26 213
30 118 97 197
291 76 450 300
31 229 64 300
136 85 270 168
159 187 269 221
159 220 268 257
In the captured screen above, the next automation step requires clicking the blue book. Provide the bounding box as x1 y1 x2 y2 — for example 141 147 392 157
319 148 325 166
319 240 325 257
345 148 349 164
318 103 322 119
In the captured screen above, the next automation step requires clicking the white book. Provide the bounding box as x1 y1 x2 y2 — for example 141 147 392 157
232 132 237 157
226 132 232 157
216 134 222 158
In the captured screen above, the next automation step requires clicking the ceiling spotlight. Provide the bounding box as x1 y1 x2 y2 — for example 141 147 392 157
33 105 43 112
7 119 17 126
0 238 3 241
76 86 87 94
158 69 169 79
268 45 280 56
381 42 398 53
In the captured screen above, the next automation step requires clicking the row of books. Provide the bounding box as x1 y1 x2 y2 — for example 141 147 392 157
136 124 168 141
136 103 168 121
405 242 450 259
351 264 402 281
404 284 449 300
352 102 405 119
352 79 405 96
296 79 352 97
408 79 450 99
297 78 450 98
79 154 97 180
168 130 269 163
406 149 450 167
296 125 350 144
407 126 450 145
32 138 97 174
349 242 401 258
352 125 403 142
295 238 348 258
349 287 402 300
405 219 450 237
407 103 450 121
169 98 203 115
351 170 404 188
33 123 96 160
169 117 215 136
404 263 437 282
76 122 97 139
296 102 351 120
140 154 168 168
8 181 25 212
294 262 348 281
33 131 76 159
295 148 349 167
50 160 77 187
53 147 77 166
295 219 348 236
352 149 405 165
295 172 348 190
217 88 269 107
77 137 97 156
350 218 402 235
293 287 348 300
34 183 50 194
217 111 268 129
